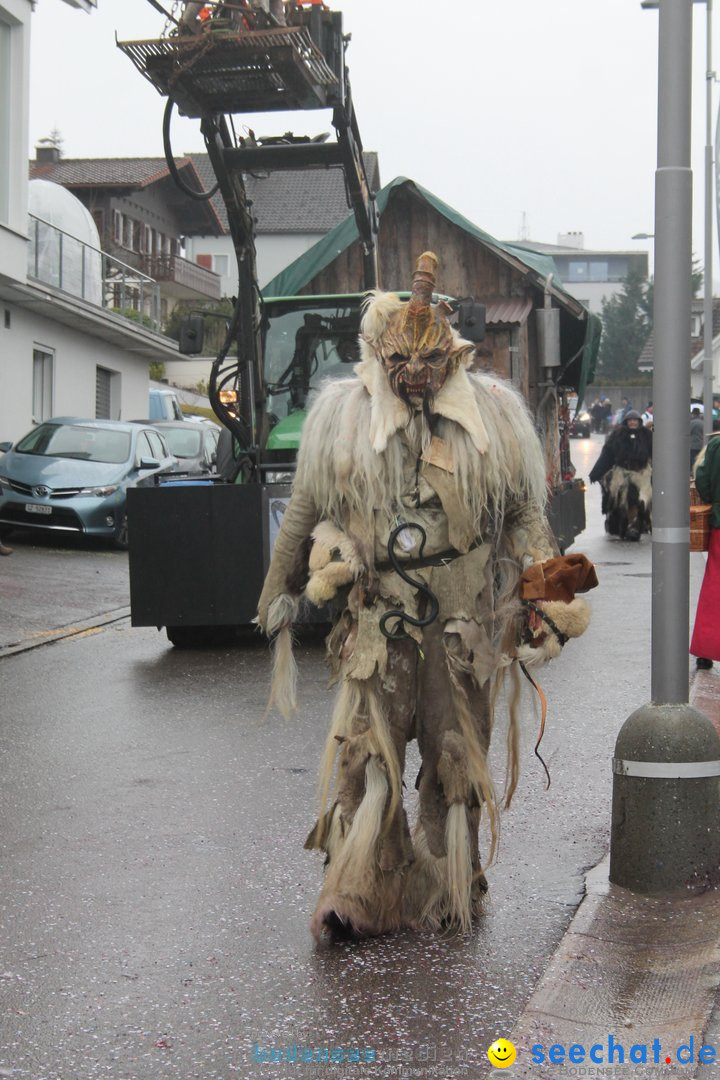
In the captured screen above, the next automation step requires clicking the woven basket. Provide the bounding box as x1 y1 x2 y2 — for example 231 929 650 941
690 500 712 552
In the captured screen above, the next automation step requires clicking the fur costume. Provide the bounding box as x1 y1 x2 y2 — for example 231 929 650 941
589 416 653 540
257 252 594 942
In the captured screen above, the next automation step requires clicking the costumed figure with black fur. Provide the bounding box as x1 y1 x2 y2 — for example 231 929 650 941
589 411 652 541
257 252 597 943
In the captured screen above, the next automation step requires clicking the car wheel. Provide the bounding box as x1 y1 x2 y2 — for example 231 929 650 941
0 526 14 543
115 514 128 550
166 625 239 647
166 625 211 647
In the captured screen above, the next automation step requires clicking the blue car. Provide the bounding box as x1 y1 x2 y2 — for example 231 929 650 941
0 418 176 548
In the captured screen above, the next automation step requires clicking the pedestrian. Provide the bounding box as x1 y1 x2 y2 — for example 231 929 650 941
690 433 720 670
590 399 604 434
690 407 705 473
257 251 596 941
601 396 613 433
618 396 633 424
589 410 652 540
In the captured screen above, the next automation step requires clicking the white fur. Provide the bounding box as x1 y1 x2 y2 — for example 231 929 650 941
293 368 547 546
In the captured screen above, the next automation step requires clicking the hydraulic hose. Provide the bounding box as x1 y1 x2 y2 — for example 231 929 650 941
162 97 220 201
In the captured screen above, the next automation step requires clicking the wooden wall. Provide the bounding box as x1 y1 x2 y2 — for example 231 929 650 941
305 184 532 302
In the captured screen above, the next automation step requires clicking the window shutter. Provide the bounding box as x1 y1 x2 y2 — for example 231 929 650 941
96 367 112 419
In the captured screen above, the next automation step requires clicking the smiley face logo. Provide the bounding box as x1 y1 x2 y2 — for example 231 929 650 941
487 1038 517 1068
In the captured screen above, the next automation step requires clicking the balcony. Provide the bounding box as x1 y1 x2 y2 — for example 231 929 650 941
28 214 161 331
141 254 222 301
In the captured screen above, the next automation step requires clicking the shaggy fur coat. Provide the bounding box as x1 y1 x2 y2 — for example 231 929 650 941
257 296 589 940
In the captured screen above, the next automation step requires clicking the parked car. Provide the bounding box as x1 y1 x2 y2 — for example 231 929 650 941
568 409 592 438
150 420 221 475
0 418 176 548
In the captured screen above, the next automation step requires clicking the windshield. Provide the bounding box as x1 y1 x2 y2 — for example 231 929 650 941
263 300 362 421
15 423 131 464
162 428 202 458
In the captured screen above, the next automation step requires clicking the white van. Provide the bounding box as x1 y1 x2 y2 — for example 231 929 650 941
149 387 184 421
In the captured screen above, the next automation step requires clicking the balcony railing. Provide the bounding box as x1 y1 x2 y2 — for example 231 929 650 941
28 214 162 331
141 253 222 300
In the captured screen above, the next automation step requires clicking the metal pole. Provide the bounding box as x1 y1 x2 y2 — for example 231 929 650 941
652 0 693 704
703 0 714 436
611 0 720 896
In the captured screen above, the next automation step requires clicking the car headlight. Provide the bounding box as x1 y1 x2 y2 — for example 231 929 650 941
79 484 120 497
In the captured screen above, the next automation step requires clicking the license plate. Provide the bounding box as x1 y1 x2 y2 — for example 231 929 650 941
26 503 52 515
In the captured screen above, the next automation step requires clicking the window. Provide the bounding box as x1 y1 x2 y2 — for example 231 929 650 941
567 261 589 282
196 254 213 270
589 261 609 282
96 367 112 418
0 17 12 224
145 430 166 461
136 430 154 465
114 211 123 244
213 254 229 277
32 348 54 424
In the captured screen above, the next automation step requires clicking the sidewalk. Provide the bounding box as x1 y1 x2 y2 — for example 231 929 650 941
494 668 720 1080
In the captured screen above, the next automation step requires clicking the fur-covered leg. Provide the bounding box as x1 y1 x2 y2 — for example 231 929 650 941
309 756 406 941
405 731 489 933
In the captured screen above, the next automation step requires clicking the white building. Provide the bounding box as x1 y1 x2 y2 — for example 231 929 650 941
0 0 180 444
508 233 649 315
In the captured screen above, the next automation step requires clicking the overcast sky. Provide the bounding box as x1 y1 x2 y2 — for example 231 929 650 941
27 0 720 272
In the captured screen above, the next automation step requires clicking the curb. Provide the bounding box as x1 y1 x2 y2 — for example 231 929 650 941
0 606 131 660
483 671 720 1079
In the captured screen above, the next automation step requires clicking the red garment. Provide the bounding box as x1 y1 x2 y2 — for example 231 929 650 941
690 526 720 660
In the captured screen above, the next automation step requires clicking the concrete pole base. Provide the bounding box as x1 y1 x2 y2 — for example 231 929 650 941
610 702 720 894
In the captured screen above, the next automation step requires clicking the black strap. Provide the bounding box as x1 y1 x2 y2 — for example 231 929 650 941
521 599 569 647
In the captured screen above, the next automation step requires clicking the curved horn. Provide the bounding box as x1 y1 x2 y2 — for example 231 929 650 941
408 251 438 312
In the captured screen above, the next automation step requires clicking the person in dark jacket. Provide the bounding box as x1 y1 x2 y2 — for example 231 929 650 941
690 434 720 668
690 407 705 473
589 411 652 540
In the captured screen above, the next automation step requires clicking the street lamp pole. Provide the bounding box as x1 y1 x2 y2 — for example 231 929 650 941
703 0 714 436
610 0 720 895
642 0 715 431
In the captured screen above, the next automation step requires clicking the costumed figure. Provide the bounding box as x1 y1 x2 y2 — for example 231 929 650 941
589 411 652 541
257 252 596 942
690 434 720 669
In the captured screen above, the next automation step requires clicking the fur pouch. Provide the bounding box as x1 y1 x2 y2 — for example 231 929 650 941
305 521 365 607
517 597 591 666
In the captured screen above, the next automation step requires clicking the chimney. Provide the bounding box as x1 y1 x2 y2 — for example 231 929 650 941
35 139 61 165
557 231 585 250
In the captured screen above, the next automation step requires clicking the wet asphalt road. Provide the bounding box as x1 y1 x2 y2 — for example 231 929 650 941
0 436 706 1080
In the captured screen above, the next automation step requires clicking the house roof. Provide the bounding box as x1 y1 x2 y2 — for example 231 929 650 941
29 155 225 236
30 157 176 187
639 298 720 370
29 151 381 240
262 176 602 403
511 239 646 260
188 150 381 234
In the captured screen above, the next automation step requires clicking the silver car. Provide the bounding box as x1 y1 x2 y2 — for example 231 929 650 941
0 417 176 548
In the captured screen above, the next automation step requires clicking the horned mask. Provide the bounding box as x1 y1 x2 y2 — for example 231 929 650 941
361 252 474 408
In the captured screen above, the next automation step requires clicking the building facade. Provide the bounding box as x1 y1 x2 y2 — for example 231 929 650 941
0 1 181 443
510 233 649 315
